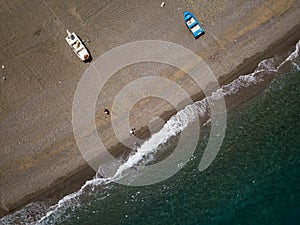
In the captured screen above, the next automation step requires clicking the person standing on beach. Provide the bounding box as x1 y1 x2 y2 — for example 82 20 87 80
130 128 136 136
104 109 110 115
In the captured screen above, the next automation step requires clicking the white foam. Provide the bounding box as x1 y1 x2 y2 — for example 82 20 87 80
286 40 300 62
278 40 300 70
36 177 111 224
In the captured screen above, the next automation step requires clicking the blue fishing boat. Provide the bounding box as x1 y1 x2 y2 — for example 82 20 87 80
183 11 205 38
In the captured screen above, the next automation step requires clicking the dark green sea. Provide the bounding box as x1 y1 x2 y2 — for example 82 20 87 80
1 41 299 225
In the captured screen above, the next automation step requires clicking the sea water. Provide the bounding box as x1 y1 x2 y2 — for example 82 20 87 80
1 41 299 225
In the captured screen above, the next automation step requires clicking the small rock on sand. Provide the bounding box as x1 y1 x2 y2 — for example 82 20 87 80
160 2 165 7
2 76 6 80
1 65 4 69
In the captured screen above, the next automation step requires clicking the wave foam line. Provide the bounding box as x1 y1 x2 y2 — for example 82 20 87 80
35 177 111 224
279 40 300 70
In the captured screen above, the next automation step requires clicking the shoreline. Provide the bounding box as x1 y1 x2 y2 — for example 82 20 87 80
1 0 300 218
3 24 300 219
220 24 300 86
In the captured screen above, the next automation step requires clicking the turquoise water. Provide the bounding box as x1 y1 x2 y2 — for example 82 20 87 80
1 43 299 225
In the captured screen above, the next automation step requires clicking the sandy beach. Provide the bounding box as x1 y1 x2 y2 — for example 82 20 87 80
1 0 300 217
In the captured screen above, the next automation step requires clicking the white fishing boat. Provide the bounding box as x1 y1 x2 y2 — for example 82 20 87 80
65 30 90 61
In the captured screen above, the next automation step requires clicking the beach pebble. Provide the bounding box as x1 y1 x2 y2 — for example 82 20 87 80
58 81 62 84
160 2 165 7
1 65 4 69
2 76 6 80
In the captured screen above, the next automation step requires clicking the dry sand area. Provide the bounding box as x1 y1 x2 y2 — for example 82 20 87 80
0 0 300 216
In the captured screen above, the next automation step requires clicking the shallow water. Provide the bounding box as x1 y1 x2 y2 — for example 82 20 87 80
1 41 299 225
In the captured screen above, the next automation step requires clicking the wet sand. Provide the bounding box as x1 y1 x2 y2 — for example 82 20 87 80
0 0 300 216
